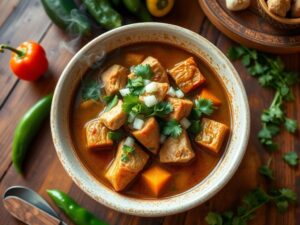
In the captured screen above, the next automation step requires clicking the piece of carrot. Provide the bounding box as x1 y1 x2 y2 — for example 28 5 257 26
199 89 221 106
141 165 171 197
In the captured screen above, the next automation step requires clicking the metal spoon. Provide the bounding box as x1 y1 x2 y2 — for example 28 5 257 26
3 186 67 225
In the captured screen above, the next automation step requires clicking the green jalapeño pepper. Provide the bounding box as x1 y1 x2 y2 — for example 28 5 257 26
41 0 91 36
12 94 53 174
122 0 140 13
83 0 122 30
47 189 109 225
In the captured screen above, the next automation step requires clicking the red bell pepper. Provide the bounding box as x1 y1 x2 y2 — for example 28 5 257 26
0 41 48 81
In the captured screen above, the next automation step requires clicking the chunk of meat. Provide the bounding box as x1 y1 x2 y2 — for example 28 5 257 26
141 165 171 196
140 82 169 102
85 119 113 150
198 89 221 106
195 118 229 153
99 100 127 130
167 97 193 121
105 140 149 191
168 57 206 93
125 53 145 66
129 56 169 83
132 117 160 154
159 130 195 163
101 64 129 96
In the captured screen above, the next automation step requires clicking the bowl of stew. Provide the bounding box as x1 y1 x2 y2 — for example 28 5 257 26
51 23 250 217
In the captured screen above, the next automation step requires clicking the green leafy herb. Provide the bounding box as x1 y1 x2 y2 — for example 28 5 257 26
162 119 182 138
81 80 100 101
228 46 298 151
205 187 297 225
108 130 125 142
191 98 216 119
126 77 145 95
148 102 173 117
131 64 153 79
121 145 135 162
282 151 299 167
188 120 202 135
104 95 118 112
259 165 274 180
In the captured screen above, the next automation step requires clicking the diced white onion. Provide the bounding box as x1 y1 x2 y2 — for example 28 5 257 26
143 79 151 85
128 112 136 123
133 118 144 130
160 135 167 143
124 136 135 147
143 95 158 107
145 82 158 93
180 117 191 129
175 89 184 98
119 88 130 96
167 87 176 97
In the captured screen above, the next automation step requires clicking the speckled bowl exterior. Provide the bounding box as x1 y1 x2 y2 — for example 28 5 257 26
51 23 250 217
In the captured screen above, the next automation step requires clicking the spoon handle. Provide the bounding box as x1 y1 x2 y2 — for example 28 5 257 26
4 196 62 225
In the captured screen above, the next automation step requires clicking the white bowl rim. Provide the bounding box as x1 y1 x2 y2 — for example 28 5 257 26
51 22 250 217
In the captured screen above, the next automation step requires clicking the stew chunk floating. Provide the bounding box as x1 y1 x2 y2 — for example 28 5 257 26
71 43 231 198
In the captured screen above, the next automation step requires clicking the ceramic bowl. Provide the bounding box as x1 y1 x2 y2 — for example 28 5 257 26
51 22 250 217
257 0 300 29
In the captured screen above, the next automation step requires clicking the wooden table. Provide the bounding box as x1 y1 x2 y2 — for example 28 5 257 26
0 0 299 224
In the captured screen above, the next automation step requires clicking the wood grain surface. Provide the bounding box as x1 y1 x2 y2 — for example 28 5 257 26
199 0 300 53
0 0 299 225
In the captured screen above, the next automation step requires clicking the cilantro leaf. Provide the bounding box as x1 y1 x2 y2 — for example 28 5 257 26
148 102 173 117
121 145 135 162
81 80 100 101
205 212 223 225
284 118 298 133
108 130 125 142
282 151 299 167
132 64 153 79
259 165 274 180
187 120 202 135
191 98 216 118
269 188 297 213
104 95 118 112
162 120 182 138
126 77 145 95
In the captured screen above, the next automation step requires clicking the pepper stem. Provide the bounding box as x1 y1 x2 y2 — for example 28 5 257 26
0 44 25 58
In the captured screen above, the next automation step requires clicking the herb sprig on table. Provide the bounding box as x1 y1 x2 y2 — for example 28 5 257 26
205 188 297 225
228 46 298 151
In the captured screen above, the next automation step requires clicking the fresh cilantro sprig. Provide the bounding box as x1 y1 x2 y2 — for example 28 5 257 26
161 119 182 138
81 80 101 101
191 98 216 119
228 46 298 151
259 157 274 180
131 64 153 79
103 95 118 112
126 77 145 95
282 151 299 167
108 130 125 142
205 187 297 225
121 145 135 162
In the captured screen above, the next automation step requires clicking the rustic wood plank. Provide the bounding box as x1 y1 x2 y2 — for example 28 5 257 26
0 0 51 107
0 0 20 27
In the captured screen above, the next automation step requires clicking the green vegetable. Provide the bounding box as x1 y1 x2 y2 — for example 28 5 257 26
41 0 91 36
135 2 152 22
132 64 153 79
191 98 216 119
12 94 53 174
205 187 297 225
122 0 140 13
104 95 118 112
121 145 135 162
108 130 125 142
81 80 101 101
47 189 109 225
126 77 145 95
162 119 182 138
148 102 173 117
282 151 299 167
83 0 122 30
259 157 274 180
228 46 298 151
187 120 202 135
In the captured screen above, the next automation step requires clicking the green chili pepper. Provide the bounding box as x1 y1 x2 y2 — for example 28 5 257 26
83 0 122 30
41 0 91 36
122 0 140 13
47 189 109 225
12 94 53 174
135 3 152 22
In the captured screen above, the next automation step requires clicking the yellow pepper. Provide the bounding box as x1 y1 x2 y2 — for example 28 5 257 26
146 0 174 17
